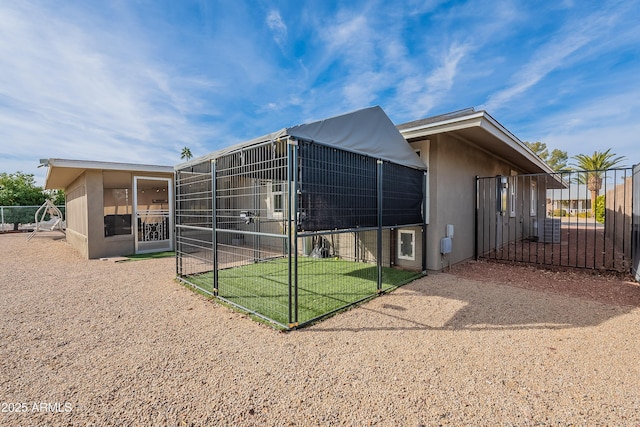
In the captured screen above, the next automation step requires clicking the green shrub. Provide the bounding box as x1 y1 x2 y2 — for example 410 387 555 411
595 195 605 223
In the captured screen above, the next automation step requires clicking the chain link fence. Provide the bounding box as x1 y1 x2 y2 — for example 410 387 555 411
0 205 66 232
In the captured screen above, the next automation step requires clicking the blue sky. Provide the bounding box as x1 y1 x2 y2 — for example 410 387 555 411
1 0 639 185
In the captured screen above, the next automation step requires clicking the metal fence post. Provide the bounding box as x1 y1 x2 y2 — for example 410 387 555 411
377 159 383 292
292 139 299 326
212 159 218 296
422 171 428 273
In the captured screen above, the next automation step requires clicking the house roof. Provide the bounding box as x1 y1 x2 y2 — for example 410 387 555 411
177 106 427 171
397 108 556 176
42 158 174 190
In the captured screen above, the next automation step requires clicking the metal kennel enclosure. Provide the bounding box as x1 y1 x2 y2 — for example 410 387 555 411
175 107 428 329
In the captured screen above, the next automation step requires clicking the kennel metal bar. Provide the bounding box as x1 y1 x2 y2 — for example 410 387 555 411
212 159 218 296
633 163 640 282
177 130 427 329
376 159 383 292
288 137 296 327
297 224 425 237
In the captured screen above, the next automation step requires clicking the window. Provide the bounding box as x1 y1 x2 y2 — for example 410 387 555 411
497 177 508 214
104 188 131 236
530 180 537 216
398 230 415 261
509 171 517 217
272 183 283 214
267 181 284 219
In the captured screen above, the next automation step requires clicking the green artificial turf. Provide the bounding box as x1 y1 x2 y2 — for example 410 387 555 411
183 257 421 326
126 251 176 261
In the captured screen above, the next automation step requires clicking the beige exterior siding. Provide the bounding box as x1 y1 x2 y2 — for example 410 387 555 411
65 179 88 237
44 160 174 259
65 176 89 258
411 133 523 271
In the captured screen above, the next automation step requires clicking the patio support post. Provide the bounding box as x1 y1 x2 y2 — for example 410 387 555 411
376 159 383 292
211 159 219 296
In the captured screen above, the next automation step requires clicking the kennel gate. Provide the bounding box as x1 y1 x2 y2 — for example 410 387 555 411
476 168 634 274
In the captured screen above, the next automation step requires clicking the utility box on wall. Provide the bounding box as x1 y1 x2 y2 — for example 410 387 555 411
440 237 452 254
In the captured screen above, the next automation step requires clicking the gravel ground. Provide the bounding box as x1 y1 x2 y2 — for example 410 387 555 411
1 232 639 426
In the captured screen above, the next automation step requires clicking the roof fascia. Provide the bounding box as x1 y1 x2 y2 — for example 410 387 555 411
400 111 485 140
45 158 174 173
399 111 555 175
478 113 555 175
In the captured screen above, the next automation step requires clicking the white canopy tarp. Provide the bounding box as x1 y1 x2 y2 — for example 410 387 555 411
286 106 426 170
177 106 426 170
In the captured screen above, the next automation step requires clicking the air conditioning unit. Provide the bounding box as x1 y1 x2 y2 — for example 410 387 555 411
540 218 561 243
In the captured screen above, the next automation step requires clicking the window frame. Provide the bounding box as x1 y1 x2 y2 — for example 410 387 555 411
509 172 517 218
266 181 285 219
530 179 538 216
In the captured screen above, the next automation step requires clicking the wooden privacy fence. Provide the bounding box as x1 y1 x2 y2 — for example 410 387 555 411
476 168 635 275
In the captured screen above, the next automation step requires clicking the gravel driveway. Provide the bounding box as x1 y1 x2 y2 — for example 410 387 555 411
1 232 639 425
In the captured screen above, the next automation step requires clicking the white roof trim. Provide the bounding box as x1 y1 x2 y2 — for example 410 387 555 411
399 110 555 175
42 158 174 173
43 158 174 190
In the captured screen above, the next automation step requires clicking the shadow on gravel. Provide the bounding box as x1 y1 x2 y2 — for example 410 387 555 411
303 274 637 332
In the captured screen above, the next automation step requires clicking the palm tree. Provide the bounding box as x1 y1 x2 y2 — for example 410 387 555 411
180 147 193 161
571 149 625 217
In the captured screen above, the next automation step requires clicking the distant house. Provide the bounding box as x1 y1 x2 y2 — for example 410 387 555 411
42 159 174 259
546 184 602 216
397 108 556 270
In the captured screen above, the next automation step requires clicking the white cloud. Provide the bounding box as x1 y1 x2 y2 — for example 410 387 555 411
391 41 471 119
266 10 288 48
480 6 624 113
425 43 468 89
522 90 640 162
0 2 220 184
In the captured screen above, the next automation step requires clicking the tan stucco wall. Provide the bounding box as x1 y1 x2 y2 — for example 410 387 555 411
64 170 173 259
410 134 523 271
65 174 89 259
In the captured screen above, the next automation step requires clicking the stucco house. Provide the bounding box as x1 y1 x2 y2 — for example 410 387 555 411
397 108 556 271
42 159 174 259
40 107 557 271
